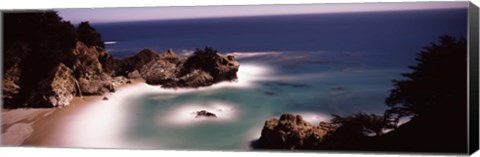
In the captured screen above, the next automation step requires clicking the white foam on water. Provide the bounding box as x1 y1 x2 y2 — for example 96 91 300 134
227 51 282 60
294 112 332 125
58 84 156 148
200 64 273 89
104 41 117 45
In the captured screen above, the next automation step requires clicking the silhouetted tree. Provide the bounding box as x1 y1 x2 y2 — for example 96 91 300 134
3 11 78 108
384 35 467 127
181 47 219 73
76 21 105 49
332 112 387 136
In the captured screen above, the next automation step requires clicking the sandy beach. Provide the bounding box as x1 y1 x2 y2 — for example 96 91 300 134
1 79 145 147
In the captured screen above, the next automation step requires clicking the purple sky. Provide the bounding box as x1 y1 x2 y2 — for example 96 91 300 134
58 2 468 24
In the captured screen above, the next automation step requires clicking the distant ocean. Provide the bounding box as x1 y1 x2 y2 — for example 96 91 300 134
67 9 467 150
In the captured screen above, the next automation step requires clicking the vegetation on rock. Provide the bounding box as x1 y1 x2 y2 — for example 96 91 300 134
76 21 105 49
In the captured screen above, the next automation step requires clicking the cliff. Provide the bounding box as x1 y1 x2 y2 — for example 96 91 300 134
2 12 239 109
2 43 239 108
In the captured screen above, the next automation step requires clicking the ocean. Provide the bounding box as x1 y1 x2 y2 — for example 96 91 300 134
63 8 467 150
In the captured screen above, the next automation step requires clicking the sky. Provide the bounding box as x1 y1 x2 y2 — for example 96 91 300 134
57 2 469 24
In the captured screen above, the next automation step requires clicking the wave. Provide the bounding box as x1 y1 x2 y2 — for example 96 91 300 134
226 51 282 60
294 112 332 125
178 50 282 59
104 41 118 45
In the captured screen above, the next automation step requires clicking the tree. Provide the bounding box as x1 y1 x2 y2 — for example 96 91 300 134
3 11 78 108
182 47 219 72
384 35 467 127
76 21 105 49
331 113 387 136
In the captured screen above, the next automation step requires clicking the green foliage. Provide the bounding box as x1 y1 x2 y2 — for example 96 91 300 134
331 113 387 136
384 35 467 126
76 21 105 49
191 47 219 65
182 47 219 73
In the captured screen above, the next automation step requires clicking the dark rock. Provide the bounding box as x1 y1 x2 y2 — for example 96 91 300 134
319 121 338 133
114 49 159 77
165 48 178 59
195 110 217 118
319 126 367 150
258 113 338 149
140 57 182 85
2 61 22 105
102 97 108 100
127 70 142 79
26 63 77 108
140 48 239 88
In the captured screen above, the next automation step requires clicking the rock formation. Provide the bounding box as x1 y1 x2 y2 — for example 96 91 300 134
71 42 116 95
140 47 239 88
3 12 240 109
258 113 338 149
2 61 22 104
113 48 160 77
25 63 77 108
2 45 239 108
2 46 27 108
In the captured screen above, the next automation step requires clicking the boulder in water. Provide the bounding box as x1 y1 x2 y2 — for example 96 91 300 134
195 110 217 118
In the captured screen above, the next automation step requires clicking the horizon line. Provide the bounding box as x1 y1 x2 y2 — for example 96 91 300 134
57 2 469 25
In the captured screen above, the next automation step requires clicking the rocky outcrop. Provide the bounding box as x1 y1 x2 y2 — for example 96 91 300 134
140 47 239 88
114 49 160 77
2 62 22 104
26 63 77 108
195 110 217 118
139 52 183 85
2 46 26 108
71 42 116 95
3 41 238 108
258 113 338 149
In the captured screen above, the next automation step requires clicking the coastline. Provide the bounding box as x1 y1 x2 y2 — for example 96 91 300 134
1 79 145 147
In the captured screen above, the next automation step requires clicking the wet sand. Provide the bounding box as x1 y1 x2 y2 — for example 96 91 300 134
1 79 145 147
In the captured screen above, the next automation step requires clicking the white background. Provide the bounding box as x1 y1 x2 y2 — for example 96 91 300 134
1 0 479 157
